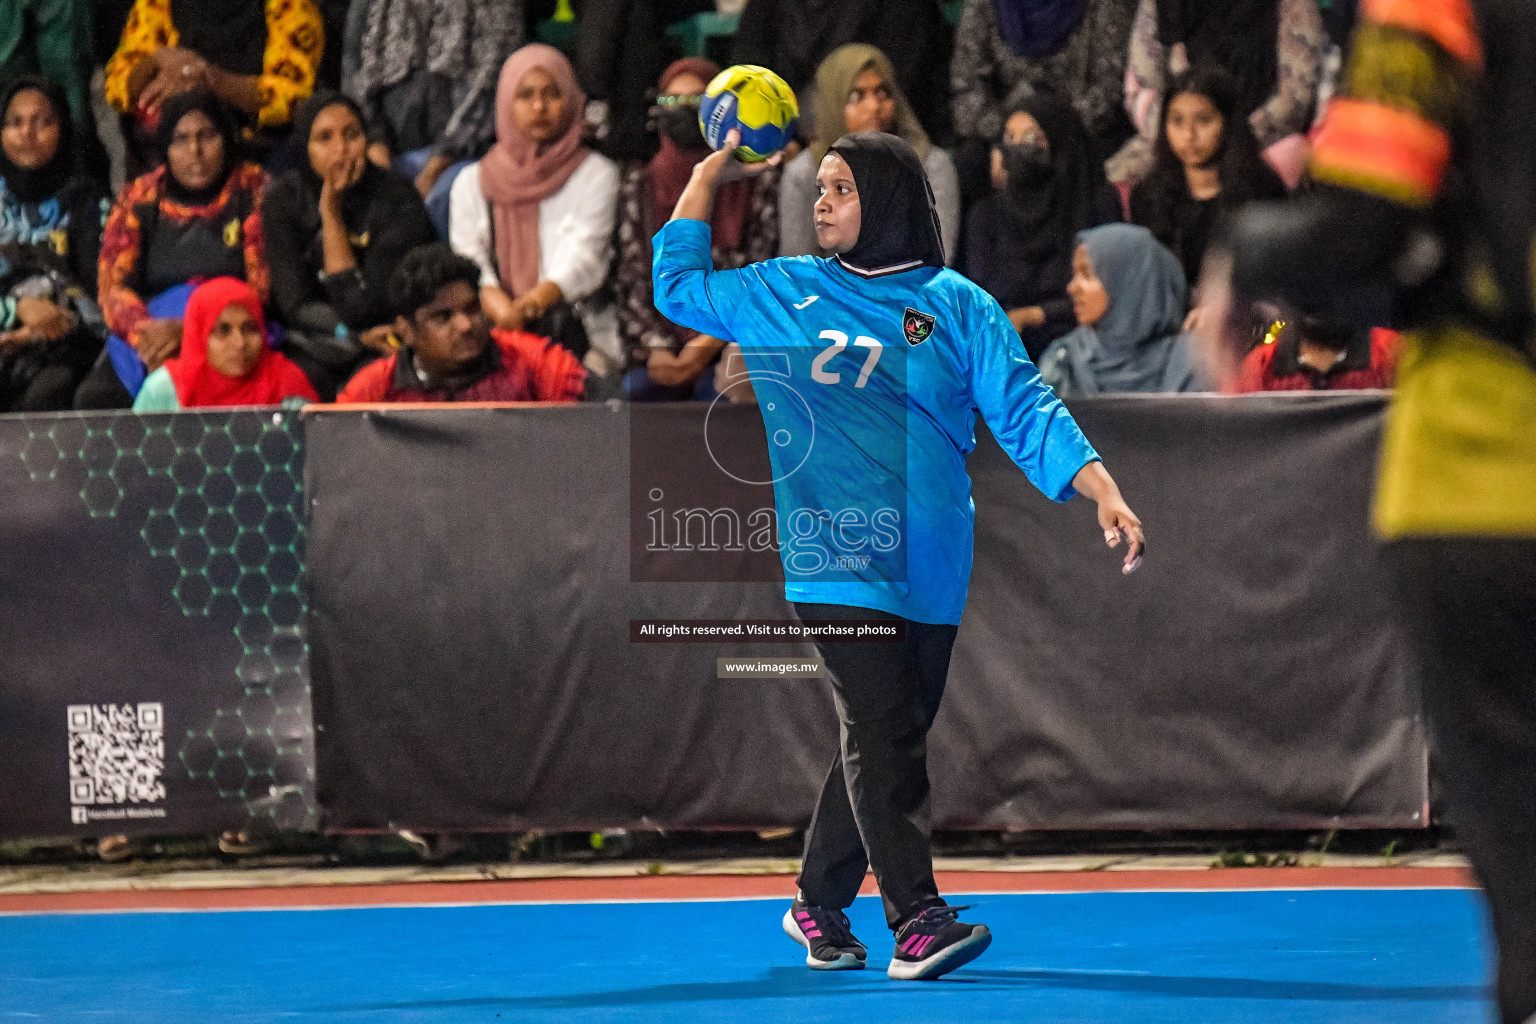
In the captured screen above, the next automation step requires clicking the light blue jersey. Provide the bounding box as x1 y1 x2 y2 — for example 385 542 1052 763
653 218 1098 625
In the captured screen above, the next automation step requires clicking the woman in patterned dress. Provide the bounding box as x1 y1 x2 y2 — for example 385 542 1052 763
74 90 269 409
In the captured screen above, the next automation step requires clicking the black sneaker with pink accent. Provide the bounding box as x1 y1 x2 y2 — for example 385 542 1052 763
887 904 991 980
782 897 867 970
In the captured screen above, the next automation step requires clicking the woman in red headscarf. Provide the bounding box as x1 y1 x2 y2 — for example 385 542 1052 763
613 57 781 401
446 44 624 384
132 276 318 410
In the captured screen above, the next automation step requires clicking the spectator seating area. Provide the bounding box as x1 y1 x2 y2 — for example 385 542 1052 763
0 0 1398 417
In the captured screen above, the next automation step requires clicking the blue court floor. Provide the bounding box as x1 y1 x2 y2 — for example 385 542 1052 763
0 887 1494 1023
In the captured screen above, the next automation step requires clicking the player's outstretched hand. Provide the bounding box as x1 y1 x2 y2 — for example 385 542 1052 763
1071 461 1145 574
1099 498 1145 575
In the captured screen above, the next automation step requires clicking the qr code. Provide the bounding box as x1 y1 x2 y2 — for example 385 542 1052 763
67 703 166 805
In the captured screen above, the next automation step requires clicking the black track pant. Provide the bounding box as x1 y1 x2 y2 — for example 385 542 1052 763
1384 539 1536 1024
792 603 958 931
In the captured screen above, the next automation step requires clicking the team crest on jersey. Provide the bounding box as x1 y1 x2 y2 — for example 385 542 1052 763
902 307 935 346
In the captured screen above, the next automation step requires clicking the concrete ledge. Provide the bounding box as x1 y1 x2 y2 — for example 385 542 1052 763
0 852 1470 897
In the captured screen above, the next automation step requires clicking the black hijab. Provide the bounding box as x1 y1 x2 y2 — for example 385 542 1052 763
0 75 75 205
156 89 238 205
996 91 1108 261
169 0 269 78
827 132 945 277
291 90 368 193
283 89 387 228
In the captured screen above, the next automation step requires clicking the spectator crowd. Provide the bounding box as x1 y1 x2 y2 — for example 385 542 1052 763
0 0 1404 420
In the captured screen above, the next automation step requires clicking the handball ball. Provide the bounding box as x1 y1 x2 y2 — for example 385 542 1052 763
699 65 799 162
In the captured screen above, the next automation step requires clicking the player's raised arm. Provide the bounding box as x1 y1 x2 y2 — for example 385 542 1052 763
652 129 782 343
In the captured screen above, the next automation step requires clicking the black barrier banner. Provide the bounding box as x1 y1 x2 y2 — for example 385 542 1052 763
942 393 1426 829
308 395 1427 833
0 410 316 839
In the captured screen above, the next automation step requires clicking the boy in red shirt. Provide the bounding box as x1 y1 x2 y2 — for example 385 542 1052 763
337 244 585 404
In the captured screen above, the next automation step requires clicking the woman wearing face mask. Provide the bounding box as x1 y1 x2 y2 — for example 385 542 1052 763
132 275 316 410
448 44 623 383
960 91 1121 360
654 129 1144 982
778 45 959 263
1037 222 1200 394
1129 66 1285 299
0 76 111 411
75 90 269 409
613 58 780 401
262 90 437 399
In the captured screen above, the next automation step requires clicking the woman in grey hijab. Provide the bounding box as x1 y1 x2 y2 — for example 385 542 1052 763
1039 222 1201 394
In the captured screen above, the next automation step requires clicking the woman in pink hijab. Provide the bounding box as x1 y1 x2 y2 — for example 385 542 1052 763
447 44 624 380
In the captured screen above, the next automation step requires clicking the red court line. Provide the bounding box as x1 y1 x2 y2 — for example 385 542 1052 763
0 866 1475 915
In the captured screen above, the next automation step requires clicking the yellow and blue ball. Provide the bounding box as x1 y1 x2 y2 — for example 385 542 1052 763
698 65 798 162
